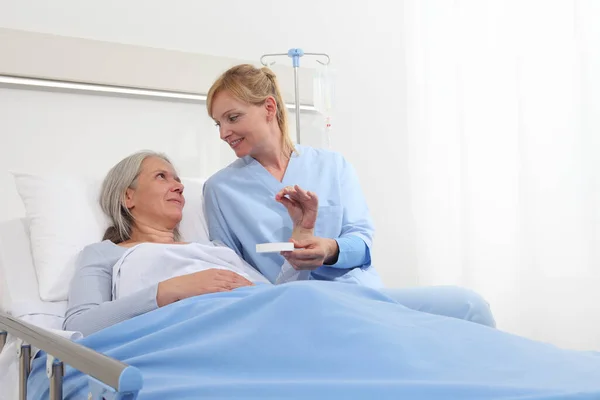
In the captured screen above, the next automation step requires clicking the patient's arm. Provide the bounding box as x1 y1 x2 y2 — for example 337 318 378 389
63 241 158 336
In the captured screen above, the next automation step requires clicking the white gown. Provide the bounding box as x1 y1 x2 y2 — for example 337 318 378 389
111 242 273 300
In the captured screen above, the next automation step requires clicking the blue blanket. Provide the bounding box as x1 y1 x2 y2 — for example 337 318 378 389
28 282 600 399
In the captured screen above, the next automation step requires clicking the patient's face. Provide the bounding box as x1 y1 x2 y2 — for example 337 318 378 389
211 90 275 158
124 157 185 229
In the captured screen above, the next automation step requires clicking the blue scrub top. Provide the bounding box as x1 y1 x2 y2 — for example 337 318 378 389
203 145 383 288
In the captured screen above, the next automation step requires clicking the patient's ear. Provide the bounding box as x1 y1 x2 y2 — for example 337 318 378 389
124 188 135 209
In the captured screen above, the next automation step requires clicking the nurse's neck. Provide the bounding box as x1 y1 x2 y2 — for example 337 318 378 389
253 140 291 182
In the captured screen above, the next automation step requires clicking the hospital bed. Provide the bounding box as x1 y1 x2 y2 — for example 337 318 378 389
0 171 212 400
3 177 600 400
0 33 325 398
0 218 140 400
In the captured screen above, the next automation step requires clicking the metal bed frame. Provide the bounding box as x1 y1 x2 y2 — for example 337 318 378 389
0 310 142 399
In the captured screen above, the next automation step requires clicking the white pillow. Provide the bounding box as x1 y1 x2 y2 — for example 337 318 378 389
177 177 210 244
12 172 209 302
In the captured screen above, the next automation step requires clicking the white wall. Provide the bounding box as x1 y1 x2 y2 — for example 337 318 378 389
0 88 220 221
0 86 314 221
0 0 412 286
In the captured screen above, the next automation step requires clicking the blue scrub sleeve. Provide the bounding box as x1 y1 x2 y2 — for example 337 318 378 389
326 235 371 269
326 155 375 269
203 182 243 256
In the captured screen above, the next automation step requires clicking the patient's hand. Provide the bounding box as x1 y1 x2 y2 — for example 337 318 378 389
156 269 253 307
275 185 318 239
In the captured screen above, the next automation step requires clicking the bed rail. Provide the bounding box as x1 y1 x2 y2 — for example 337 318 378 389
0 311 143 400
0 330 6 350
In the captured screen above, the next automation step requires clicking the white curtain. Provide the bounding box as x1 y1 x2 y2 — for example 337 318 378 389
403 0 600 351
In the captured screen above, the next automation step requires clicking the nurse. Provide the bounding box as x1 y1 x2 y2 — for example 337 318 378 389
203 64 496 327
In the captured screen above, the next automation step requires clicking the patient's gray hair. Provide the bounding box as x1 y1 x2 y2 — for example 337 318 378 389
100 150 180 244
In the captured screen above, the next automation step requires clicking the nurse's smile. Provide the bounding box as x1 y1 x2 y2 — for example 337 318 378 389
230 138 244 148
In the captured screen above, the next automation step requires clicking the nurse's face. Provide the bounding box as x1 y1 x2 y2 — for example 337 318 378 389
211 90 277 158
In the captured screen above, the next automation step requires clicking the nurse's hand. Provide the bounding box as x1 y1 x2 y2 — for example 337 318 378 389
275 185 318 238
156 269 253 307
281 237 340 270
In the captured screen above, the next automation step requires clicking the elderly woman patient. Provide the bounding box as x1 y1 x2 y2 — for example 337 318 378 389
63 151 270 336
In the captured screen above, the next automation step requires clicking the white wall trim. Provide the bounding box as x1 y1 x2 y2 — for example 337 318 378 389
0 28 315 107
0 75 316 111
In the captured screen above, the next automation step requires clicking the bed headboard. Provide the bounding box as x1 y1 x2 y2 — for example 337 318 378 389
0 28 321 223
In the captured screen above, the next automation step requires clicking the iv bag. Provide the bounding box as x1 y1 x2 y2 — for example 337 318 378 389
313 64 335 147
313 64 334 114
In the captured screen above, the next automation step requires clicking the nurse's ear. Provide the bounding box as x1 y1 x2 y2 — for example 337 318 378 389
264 96 277 122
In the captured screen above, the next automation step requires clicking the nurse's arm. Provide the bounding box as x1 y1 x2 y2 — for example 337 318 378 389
326 156 374 269
286 229 368 270
325 235 369 268
203 181 243 255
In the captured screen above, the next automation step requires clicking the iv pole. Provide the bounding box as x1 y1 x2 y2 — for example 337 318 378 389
260 49 330 145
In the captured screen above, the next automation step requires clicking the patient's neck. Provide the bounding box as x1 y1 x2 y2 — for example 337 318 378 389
129 223 175 244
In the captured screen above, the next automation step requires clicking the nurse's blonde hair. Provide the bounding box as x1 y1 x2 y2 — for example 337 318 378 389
206 64 295 158
100 150 181 244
